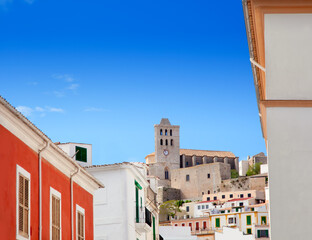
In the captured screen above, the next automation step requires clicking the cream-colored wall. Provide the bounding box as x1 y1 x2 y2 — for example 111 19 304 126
265 13 312 240
202 190 264 202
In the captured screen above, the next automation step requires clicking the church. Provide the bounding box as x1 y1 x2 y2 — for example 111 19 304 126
145 118 239 200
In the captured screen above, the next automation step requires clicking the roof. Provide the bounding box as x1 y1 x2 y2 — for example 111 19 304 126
227 197 253 202
85 161 138 169
146 149 236 158
0 95 103 189
160 118 171 126
198 200 218 204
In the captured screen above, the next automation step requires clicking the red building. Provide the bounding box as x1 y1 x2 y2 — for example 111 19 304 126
0 96 104 240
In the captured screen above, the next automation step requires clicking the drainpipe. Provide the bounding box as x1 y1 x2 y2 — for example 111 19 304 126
70 165 80 240
38 141 49 240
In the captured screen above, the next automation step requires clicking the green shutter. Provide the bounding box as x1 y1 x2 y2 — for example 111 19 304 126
75 146 87 162
135 180 142 190
153 216 156 240
261 216 267 225
247 215 251 225
247 228 252 234
265 230 269 237
216 218 220 228
257 230 261 238
136 187 139 223
140 197 142 208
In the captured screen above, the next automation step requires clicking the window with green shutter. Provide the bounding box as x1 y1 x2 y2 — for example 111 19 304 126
136 187 139 223
247 228 252 234
75 146 87 162
246 215 251 225
216 218 220 228
261 216 267 225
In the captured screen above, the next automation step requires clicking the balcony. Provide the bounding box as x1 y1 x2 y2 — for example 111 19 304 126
135 207 152 233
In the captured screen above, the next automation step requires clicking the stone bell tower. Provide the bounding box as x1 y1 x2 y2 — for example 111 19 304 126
153 118 180 186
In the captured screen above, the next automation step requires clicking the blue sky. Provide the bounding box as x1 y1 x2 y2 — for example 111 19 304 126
0 0 266 164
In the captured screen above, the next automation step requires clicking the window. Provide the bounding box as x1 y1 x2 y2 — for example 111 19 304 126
160 139 163 145
257 230 269 238
196 222 199 230
182 223 185 226
222 195 225 199
135 180 142 223
186 206 189 212
246 215 252 225
186 162 189 167
165 169 169 180
76 205 85 240
50 188 61 240
207 197 210 201
188 222 192 231
247 228 252 234
16 165 30 240
248 193 251 197
228 217 234 224
186 175 190 181
206 205 209 209
160 129 163 135
215 218 220 228
197 206 200 210
165 139 168 145
75 146 87 162
201 205 205 209
174 224 178 226
170 129 172 136
240 194 244 198
171 139 173 146
251 207 254 211
165 129 167 136
261 216 267 225
207 173 210 178
203 221 207 229
202 192 204 195
239 202 244 207
213 196 217 200
207 190 210 194
229 194 233 198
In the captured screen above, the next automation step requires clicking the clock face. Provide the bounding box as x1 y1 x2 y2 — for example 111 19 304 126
163 150 169 156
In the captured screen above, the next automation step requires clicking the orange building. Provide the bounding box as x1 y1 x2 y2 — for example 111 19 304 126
0 96 103 240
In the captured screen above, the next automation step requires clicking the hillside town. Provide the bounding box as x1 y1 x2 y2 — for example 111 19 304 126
0 94 269 240
2 0 312 239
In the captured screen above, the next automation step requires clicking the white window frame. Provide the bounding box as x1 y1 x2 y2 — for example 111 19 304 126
76 204 85 240
16 165 31 240
50 187 62 240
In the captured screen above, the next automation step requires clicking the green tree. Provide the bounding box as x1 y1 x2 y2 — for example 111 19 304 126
231 169 239 178
246 162 262 176
159 200 184 218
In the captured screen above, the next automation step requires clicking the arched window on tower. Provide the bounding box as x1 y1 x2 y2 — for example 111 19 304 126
165 168 169 180
160 129 163 135
165 129 168 136
171 139 173 146
208 190 210 194
165 139 168 145
160 139 163 145
170 129 172 136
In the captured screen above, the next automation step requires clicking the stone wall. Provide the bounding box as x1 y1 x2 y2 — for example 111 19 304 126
157 186 181 204
171 162 231 199
220 175 266 192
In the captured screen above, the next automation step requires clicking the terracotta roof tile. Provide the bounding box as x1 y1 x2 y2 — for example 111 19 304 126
146 149 236 158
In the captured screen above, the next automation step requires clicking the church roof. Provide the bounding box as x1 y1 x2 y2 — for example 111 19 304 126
159 118 171 125
145 149 236 158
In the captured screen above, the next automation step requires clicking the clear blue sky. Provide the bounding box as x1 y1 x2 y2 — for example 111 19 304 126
0 0 266 164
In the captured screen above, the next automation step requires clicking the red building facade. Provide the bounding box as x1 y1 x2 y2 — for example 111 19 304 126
0 96 103 240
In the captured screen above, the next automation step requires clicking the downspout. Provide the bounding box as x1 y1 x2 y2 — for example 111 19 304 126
70 165 80 240
38 141 49 240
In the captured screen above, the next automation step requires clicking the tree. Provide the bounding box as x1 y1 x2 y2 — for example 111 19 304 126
159 200 183 218
246 162 262 176
231 169 239 179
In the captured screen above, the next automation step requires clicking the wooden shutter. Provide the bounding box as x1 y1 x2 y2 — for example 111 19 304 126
261 216 267 225
77 212 84 240
52 195 61 240
216 218 220 228
18 174 29 238
247 215 251 225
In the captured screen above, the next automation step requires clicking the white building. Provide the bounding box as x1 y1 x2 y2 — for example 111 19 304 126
86 162 159 240
215 227 252 240
239 160 249 176
243 0 312 239
159 226 197 240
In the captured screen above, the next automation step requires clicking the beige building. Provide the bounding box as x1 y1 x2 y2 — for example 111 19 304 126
146 118 239 199
202 190 265 203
